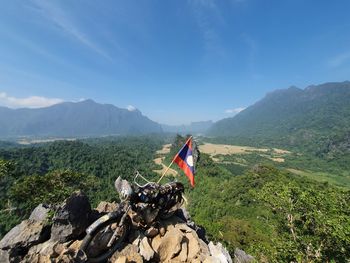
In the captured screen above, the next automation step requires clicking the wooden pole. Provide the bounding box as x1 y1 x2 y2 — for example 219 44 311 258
157 136 192 184
157 158 176 184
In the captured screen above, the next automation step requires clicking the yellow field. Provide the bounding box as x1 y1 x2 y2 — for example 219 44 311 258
199 142 290 163
153 142 290 173
155 144 172 154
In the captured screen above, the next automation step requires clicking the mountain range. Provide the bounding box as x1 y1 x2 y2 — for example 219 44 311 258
0 99 162 137
162 121 213 134
208 81 350 150
1 81 350 145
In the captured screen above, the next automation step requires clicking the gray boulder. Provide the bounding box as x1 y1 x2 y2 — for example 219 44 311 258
110 244 143 263
95 201 119 214
0 194 245 263
209 241 233 263
29 204 51 222
50 191 91 243
0 249 10 263
138 236 155 261
233 248 254 263
0 219 50 261
157 227 183 262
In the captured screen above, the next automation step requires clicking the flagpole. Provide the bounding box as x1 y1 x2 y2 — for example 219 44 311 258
157 136 192 184
157 158 176 184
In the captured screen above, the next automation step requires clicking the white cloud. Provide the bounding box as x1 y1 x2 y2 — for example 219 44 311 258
328 51 350 68
0 92 64 108
225 107 245 114
127 105 137 111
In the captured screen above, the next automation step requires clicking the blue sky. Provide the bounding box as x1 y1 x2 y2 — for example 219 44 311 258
1 0 350 124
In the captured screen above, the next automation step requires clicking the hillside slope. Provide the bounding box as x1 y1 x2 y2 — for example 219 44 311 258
208 81 350 150
188 162 350 262
0 100 162 137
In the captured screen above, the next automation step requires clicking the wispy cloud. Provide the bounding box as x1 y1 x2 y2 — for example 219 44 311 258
0 92 64 108
241 34 259 75
188 0 227 62
225 107 245 114
127 105 137 111
2 29 75 68
31 0 111 60
328 51 350 68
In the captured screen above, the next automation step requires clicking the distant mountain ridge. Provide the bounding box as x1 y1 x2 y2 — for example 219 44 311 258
0 100 162 137
208 81 350 149
162 120 213 135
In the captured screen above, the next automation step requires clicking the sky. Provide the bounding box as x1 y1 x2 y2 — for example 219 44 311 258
1 0 350 125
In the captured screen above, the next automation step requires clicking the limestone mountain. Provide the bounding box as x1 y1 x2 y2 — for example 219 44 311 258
0 100 162 137
208 81 350 150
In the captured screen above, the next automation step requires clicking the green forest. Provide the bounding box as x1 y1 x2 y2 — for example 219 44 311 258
0 136 163 235
0 135 349 262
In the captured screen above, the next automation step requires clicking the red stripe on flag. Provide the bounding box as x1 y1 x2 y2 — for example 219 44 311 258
174 156 195 187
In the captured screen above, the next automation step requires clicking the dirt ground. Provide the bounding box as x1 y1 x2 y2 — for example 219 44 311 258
153 144 177 176
156 144 172 154
269 157 285 162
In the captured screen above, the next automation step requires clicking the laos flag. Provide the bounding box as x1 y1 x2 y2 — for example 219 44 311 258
173 137 198 187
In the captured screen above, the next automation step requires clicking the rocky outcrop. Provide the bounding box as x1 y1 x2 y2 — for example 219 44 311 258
233 248 254 263
108 215 235 263
0 204 51 262
50 191 91 243
0 192 253 263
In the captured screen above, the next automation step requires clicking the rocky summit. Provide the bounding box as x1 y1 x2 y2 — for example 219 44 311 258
0 191 253 263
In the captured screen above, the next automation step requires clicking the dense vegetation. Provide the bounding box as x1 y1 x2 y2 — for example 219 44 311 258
0 134 349 262
0 136 163 236
169 135 350 262
188 162 350 262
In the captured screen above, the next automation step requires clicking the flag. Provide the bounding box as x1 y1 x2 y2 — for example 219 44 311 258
173 136 199 187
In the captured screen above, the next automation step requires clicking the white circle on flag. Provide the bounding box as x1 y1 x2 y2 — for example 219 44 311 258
186 155 194 167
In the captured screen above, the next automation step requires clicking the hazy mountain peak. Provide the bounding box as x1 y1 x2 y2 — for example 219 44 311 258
288 85 301 91
265 85 302 98
79 99 96 104
162 120 213 134
208 81 350 143
0 100 162 138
